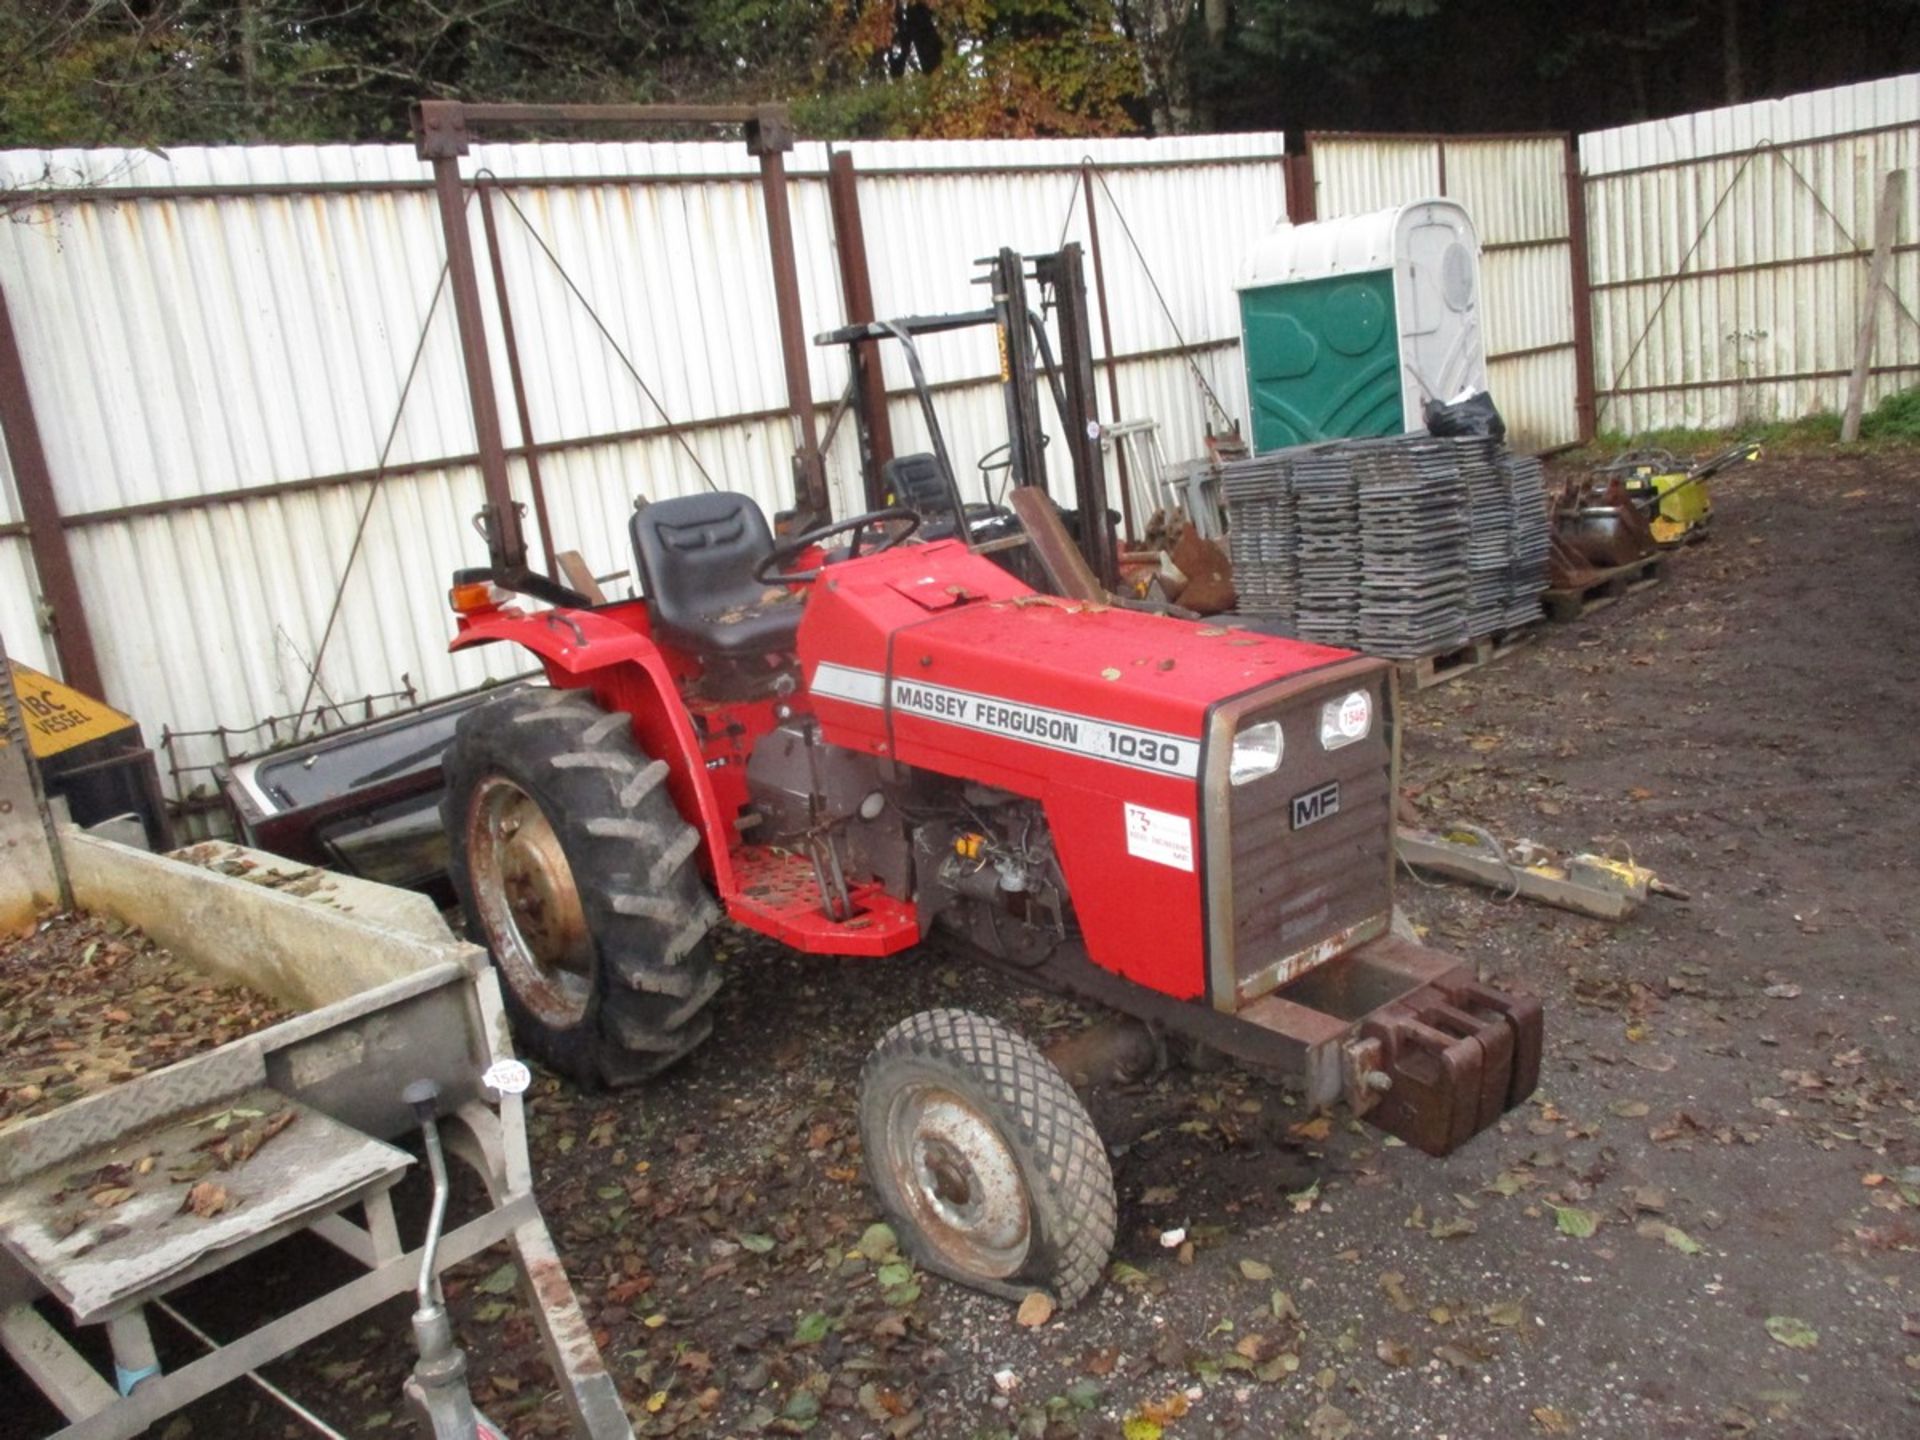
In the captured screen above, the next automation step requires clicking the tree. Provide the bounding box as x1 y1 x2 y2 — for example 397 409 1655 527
1 0 1917 148
805 0 1142 138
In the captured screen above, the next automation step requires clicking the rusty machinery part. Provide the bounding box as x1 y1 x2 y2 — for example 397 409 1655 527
1344 954 1543 1157
465 774 595 1026
1550 473 1658 585
859 1008 1116 1308
442 688 722 1085
954 932 1540 1159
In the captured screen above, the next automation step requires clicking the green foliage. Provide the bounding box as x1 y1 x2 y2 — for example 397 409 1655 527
1860 385 1920 441
1582 393 1920 462
0 0 1914 146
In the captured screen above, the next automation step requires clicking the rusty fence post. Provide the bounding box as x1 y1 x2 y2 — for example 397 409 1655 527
1079 163 1135 542
0 285 105 701
750 108 830 521
1563 134 1598 444
416 102 530 575
477 180 559 576
825 151 895 511
1287 149 1317 223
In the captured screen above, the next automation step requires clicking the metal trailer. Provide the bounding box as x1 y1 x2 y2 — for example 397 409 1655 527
0 832 632 1440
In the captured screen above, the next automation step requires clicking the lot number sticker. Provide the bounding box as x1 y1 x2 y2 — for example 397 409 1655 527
1124 802 1194 872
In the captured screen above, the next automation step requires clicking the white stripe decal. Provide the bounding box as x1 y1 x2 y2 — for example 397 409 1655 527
812 661 888 706
812 662 1199 779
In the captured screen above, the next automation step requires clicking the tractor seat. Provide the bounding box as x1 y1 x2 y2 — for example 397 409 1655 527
883 453 963 540
630 491 802 657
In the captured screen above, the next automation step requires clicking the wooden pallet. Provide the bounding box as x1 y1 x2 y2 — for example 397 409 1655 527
1542 552 1665 622
1396 625 1538 692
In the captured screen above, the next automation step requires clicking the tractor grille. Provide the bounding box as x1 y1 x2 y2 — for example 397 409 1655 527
1202 662 1394 1007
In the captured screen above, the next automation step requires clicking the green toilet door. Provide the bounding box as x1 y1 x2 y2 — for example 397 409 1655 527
1239 269 1402 452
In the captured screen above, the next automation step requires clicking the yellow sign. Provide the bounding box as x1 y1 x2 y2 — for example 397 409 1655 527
4 661 134 758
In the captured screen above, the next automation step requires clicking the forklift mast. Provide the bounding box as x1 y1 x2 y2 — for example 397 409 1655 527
820 245 1121 592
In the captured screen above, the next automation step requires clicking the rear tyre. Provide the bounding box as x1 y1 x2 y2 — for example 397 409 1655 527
442 688 721 1085
859 1008 1116 1307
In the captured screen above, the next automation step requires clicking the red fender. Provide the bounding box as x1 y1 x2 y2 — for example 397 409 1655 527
450 605 738 894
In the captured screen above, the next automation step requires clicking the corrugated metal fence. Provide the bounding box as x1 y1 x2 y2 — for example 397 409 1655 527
4 75 1914 798
1304 131 1589 451
1583 75 1920 432
0 133 1286 794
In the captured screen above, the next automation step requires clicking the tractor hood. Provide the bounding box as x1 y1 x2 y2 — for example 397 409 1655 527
798 540 1393 1005
799 539 1359 789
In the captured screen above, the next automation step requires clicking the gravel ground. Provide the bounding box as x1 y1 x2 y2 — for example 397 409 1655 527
3 446 1915 1440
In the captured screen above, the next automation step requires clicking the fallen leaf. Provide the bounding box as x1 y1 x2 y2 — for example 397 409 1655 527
1608 1100 1650 1118
793 1311 830 1345
1307 1403 1354 1439
1764 984 1802 1000
1635 1220 1703 1255
1138 1392 1191 1423
1485 1300 1525 1328
1429 1216 1478 1240
1015 1292 1055 1328
738 1233 775 1254
475 1262 518 1296
1239 1258 1274 1282
1551 1204 1599 1238
1257 1350 1301 1383
855 1223 899 1262
181 1181 230 1219
1290 1116 1333 1142
1109 1261 1151 1292
1487 1170 1528 1198
1764 1316 1818 1350
1532 1405 1574 1433
1376 1337 1414 1367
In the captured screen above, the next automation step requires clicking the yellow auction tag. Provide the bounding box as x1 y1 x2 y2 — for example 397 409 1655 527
3 661 134 758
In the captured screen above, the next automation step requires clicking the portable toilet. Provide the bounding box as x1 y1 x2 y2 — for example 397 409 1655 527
1234 199 1489 452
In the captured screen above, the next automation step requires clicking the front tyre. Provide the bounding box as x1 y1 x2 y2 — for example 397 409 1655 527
858 1008 1116 1307
442 688 721 1085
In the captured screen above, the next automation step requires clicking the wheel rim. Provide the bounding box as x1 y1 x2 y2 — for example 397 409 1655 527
467 776 593 1027
881 1083 1031 1281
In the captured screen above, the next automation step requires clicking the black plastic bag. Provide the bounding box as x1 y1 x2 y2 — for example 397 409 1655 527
1423 390 1507 440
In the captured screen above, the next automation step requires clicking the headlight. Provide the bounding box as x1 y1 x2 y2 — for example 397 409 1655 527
1229 720 1284 785
1320 690 1373 750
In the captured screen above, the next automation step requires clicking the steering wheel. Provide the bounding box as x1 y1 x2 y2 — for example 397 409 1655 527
976 434 1049 473
754 505 923 585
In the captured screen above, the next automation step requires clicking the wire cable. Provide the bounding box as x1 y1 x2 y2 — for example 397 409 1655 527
1083 161 1236 431
291 259 450 738
479 173 718 492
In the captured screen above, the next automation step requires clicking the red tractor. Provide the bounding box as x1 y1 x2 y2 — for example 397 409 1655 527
437 247 1541 1307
